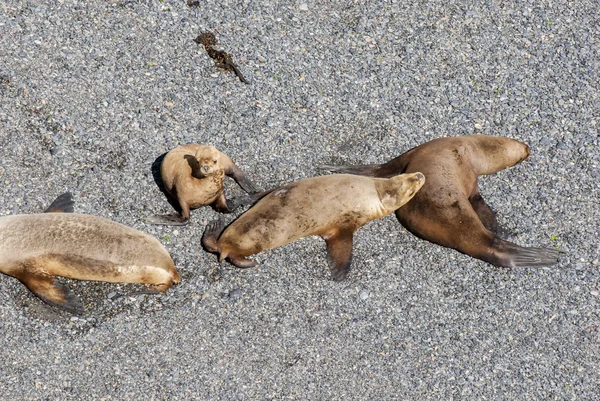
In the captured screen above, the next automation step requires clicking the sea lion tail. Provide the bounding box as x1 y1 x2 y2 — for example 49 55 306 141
494 238 562 267
318 164 381 177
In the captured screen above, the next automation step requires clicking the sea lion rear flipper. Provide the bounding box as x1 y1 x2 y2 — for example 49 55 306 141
225 194 254 211
319 154 409 179
146 213 190 226
202 217 226 253
318 164 381 177
213 192 248 214
324 229 354 281
17 272 84 314
44 192 75 213
493 238 562 268
248 187 278 204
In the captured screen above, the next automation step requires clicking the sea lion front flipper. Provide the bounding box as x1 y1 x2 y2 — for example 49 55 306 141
324 229 355 281
202 217 226 253
44 192 75 213
468 190 499 234
146 214 190 226
227 254 257 269
16 271 83 314
127 288 161 296
226 165 259 194
468 189 512 238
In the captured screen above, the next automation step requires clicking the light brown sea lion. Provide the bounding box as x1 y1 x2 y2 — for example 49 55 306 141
202 173 425 280
0 193 180 313
321 135 561 268
148 144 258 225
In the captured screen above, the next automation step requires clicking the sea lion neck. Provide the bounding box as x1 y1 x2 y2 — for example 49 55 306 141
372 173 424 212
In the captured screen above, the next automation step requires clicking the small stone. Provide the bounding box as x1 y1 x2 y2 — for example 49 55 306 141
591 291 599 297
359 290 369 301
299 3 308 11
229 289 242 300
257 55 266 63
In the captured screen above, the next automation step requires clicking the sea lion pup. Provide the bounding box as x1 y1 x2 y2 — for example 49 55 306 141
321 135 561 268
148 144 258 225
202 173 425 280
0 193 180 314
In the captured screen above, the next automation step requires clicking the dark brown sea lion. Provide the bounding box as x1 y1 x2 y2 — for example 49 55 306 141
148 144 258 225
202 173 425 280
0 193 180 313
321 135 561 268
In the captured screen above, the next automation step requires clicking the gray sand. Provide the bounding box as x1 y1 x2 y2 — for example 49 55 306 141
0 1 598 399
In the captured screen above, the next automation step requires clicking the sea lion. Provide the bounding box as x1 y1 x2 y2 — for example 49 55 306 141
321 135 561 268
202 173 425 280
0 193 180 313
148 144 258 225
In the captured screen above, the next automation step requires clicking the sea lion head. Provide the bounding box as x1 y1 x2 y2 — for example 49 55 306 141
468 135 531 173
377 172 425 211
194 145 221 176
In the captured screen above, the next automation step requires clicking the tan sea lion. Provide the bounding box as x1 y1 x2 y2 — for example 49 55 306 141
202 173 425 280
0 193 180 313
321 135 561 268
148 144 258 225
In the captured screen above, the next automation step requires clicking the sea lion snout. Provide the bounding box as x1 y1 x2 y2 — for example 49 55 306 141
407 172 425 196
194 145 221 176
405 171 426 188
378 172 425 210
522 143 531 160
171 271 180 285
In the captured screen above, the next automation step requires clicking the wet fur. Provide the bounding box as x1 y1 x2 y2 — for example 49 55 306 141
321 135 560 268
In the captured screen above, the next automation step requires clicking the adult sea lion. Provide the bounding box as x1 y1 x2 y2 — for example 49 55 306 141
0 193 180 313
148 144 258 225
321 135 560 268
202 173 425 280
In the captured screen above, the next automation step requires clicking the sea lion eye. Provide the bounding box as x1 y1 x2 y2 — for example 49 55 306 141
213 159 217 164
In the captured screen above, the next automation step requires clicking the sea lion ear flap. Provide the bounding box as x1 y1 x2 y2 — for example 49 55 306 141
44 192 75 213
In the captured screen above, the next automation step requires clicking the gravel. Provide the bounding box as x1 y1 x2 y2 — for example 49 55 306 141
1 0 598 399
